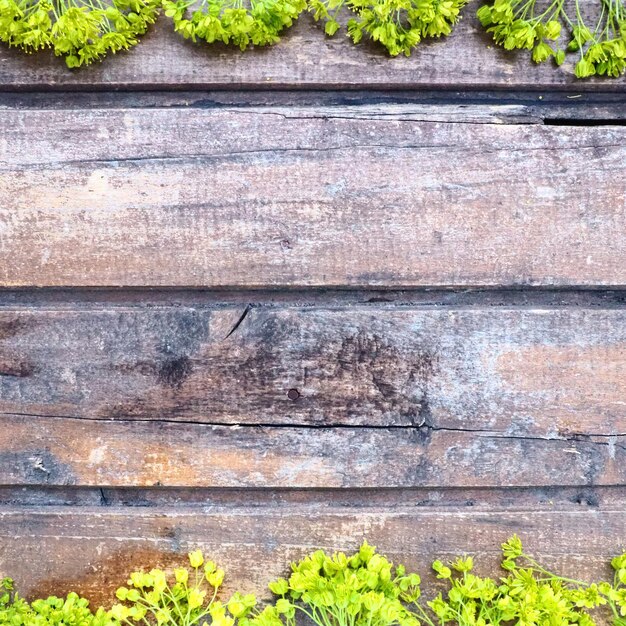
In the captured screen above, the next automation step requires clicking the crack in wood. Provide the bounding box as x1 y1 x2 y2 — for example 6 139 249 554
224 305 252 339
1 410 624 442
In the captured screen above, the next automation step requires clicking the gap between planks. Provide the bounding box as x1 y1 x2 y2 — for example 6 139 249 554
0 288 624 310
1 91 626 125
1 485 625 510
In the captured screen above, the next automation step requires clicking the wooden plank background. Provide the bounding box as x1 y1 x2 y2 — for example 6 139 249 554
0 9 625 619
1 106 625 288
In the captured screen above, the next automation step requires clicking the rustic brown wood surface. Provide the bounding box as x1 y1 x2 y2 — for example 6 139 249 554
1 106 625 288
0 307 624 431
0 5 625 608
2 12 626 90
0 507 624 608
2 413 624 487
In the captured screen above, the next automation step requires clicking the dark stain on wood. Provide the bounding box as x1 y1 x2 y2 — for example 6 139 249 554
26 547 184 608
158 355 193 389
0 317 27 340
5 449 77 485
0 359 35 377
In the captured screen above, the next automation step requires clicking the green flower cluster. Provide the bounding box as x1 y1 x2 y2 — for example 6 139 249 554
477 0 626 78
243 542 424 626
0 577 115 626
110 550 235 626
0 0 159 66
309 0 468 55
162 0 306 49
428 535 626 626
1 539 626 626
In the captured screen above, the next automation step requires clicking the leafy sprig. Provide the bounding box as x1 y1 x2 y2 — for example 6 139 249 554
162 0 306 50
309 0 468 56
243 542 424 626
110 550 233 626
0 0 159 66
605 553 626 625
501 536 626 626
477 0 626 78
427 535 626 626
0 577 116 626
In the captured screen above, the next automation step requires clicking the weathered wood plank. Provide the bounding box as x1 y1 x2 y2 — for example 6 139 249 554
1 106 625 288
0 307 624 432
0 507 623 611
2 412 624 487
1 13 626 91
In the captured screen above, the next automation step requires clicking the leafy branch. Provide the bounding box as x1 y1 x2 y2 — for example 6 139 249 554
309 0 469 56
0 0 159 66
162 0 306 50
477 0 626 78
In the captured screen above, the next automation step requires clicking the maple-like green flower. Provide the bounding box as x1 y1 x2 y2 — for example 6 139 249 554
478 0 626 79
309 0 468 55
163 0 306 50
243 542 425 626
0 578 117 626
0 0 159 66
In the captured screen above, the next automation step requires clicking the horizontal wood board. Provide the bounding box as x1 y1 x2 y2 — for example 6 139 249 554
2 13 626 91
2 414 624 487
1 106 625 288
0 508 624 612
0 307 624 432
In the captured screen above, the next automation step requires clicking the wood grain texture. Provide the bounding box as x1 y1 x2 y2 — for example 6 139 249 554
2 413 625 487
1 12 626 90
0 307 624 432
0 507 624 611
1 106 625 288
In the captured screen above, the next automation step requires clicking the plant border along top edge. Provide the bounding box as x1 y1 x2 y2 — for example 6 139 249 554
0 0 625 76
1 535 626 626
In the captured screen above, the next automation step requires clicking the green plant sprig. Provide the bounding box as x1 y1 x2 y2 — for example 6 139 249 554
426 535 626 626
477 0 626 78
162 0 306 50
109 550 235 626
0 0 159 66
0 577 117 626
605 553 626 625
500 536 626 626
243 542 425 626
309 0 469 56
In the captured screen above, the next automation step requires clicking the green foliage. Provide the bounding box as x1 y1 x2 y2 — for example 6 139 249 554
162 0 306 50
478 0 626 78
427 535 626 626
0 577 116 626
309 0 468 55
244 542 424 626
109 550 238 626
600 553 626 626
0 0 159 67
1 540 626 626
